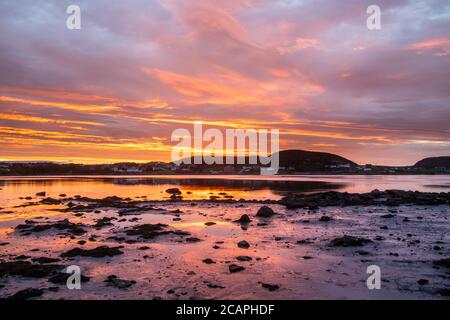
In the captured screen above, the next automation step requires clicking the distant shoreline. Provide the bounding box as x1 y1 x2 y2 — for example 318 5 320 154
1 172 450 177
1 150 449 176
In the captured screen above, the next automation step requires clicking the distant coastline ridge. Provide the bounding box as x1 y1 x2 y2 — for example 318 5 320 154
0 150 449 175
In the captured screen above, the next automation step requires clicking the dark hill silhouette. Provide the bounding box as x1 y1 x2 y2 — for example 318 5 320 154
176 149 357 171
414 156 450 169
276 149 357 171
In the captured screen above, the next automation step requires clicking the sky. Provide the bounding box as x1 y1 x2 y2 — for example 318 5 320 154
0 0 449 166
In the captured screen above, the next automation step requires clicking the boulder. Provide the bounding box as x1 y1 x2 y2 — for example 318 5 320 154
256 206 276 218
237 240 250 249
330 235 372 247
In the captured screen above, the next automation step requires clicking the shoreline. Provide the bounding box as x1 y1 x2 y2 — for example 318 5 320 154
2 172 450 177
9 189 450 207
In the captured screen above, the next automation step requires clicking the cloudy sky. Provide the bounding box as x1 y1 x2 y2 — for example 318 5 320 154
0 0 449 165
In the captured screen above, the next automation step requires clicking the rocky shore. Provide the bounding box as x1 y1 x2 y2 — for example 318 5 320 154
280 189 450 209
0 188 449 300
11 188 450 212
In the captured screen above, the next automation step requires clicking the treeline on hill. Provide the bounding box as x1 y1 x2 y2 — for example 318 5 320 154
414 156 450 169
182 150 356 170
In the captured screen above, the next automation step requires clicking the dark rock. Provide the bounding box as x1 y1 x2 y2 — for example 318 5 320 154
228 264 245 273
236 256 252 262
237 240 250 249
296 239 313 245
330 235 372 247
202 258 216 264
61 246 124 258
125 223 190 240
433 258 450 269
417 279 429 285
207 283 225 289
261 283 279 291
13 255 30 260
165 188 182 195
319 215 333 222
381 214 395 218
36 192 46 197
105 275 136 289
0 261 62 278
15 219 86 236
48 272 90 284
256 206 276 218
32 257 61 264
204 222 216 226
234 214 252 223
389 252 399 257
93 217 116 229
116 206 160 216
280 190 450 208
40 197 61 205
8 288 44 300
186 237 201 242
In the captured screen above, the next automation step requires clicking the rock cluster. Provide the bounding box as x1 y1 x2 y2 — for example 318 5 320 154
281 190 450 208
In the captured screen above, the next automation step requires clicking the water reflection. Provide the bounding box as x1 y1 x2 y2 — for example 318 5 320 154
0 175 449 205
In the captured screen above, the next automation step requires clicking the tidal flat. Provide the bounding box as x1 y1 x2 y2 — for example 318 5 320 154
0 176 449 299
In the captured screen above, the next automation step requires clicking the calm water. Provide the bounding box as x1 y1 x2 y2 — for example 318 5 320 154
0 175 449 205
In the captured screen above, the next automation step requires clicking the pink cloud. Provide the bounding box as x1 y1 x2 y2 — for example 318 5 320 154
409 38 450 57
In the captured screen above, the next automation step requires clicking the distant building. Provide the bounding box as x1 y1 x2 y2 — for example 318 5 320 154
328 163 351 169
112 165 143 173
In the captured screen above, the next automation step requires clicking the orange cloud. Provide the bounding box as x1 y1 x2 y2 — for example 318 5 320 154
146 67 323 106
277 37 319 55
0 126 171 151
0 113 105 127
409 38 450 56
0 96 118 112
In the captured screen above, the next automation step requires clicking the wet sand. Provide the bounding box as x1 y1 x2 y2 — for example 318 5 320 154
0 189 449 300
